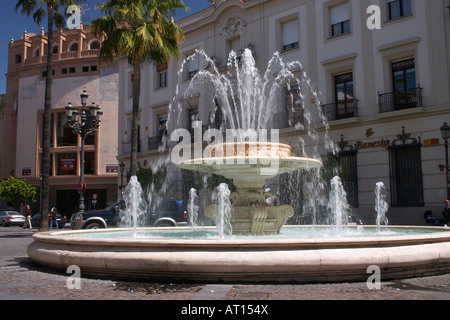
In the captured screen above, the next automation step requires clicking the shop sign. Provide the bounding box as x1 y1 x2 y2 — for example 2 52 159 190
355 139 390 150
106 165 118 173
60 159 76 171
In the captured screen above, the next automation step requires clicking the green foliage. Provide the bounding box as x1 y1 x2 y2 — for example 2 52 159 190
91 0 187 65
15 0 84 29
0 177 37 206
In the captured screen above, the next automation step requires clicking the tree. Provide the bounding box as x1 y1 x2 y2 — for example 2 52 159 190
15 0 82 231
0 177 37 207
92 0 187 176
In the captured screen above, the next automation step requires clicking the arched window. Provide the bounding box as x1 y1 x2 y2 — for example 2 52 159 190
69 42 79 52
52 45 58 54
89 40 100 50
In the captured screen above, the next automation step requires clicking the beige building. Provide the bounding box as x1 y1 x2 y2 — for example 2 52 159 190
117 0 450 225
3 26 119 216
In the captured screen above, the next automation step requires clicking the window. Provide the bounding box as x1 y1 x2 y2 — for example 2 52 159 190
188 54 199 79
52 46 58 54
338 151 358 208
392 58 417 110
69 42 79 52
90 65 97 72
389 142 423 207
69 67 76 74
89 40 100 50
82 66 89 72
388 0 412 20
334 72 356 119
84 152 95 175
15 54 22 64
57 113 77 147
188 108 199 138
157 62 168 88
282 20 299 51
61 68 68 74
228 37 241 53
330 3 351 37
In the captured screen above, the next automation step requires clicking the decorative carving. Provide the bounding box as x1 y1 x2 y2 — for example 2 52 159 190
390 126 421 147
250 204 267 235
222 17 246 39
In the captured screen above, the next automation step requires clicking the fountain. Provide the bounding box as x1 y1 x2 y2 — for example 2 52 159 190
27 50 450 283
375 182 389 231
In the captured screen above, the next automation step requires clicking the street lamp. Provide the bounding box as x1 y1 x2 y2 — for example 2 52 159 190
119 162 125 199
65 89 102 213
440 122 450 198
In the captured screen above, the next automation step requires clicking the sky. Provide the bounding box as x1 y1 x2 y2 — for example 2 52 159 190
0 0 211 94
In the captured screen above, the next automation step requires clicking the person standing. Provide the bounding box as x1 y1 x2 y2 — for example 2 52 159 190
23 205 32 229
443 199 450 224
49 207 59 230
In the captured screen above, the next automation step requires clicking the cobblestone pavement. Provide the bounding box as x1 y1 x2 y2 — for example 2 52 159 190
1 227 449 302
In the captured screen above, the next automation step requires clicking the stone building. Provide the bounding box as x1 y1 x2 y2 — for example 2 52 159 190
3 26 119 216
117 0 450 225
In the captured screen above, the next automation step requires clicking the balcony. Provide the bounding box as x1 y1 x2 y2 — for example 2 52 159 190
321 99 359 121
273 110 304 129
378 87 423 113
23 49 100 66
148 135 163 151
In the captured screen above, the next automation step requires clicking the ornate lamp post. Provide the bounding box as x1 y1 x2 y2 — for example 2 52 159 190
65 89 103 213
440 122 450 198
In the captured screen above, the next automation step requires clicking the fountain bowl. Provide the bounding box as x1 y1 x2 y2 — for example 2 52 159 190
178 142 322 235
28 225 450 283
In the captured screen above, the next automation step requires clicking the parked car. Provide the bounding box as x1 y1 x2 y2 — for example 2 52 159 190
31 213 66 229
146 199 188 227
0 211 25 227
70 199 188 229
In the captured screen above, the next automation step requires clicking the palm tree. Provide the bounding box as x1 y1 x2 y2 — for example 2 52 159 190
92 0 187 177
15 0 81 231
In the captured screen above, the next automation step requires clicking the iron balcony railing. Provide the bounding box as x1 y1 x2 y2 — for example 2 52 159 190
321 99 359 121
378 87 423 113
148 135 163 151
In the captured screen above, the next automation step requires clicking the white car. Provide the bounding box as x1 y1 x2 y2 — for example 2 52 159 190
0 211 26 227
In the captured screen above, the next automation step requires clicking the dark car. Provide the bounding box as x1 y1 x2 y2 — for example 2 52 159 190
70 200 125 230
146 199 188 227
31 213 66 229
70 199 188 230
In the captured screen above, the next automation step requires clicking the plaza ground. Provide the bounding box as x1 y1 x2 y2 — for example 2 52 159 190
1 226 449 305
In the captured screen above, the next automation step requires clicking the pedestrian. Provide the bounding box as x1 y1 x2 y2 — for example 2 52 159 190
443 199 450 224
23 205 32 229
49 207 59 230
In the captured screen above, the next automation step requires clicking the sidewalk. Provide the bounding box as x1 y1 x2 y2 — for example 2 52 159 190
1 226 449 301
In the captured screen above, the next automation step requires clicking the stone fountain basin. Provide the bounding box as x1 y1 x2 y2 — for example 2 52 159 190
27 226 450 283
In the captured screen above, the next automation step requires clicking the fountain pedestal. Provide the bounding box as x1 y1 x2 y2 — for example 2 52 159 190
205 180 295 235
178 142 321 235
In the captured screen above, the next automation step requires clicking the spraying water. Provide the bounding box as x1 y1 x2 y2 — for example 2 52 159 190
328 176 350 233
375 182 389 231
216 183 233 238
121 176 147 238
188 188 199 228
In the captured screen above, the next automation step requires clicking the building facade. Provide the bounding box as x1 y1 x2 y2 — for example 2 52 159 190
117 0 450 225
3 26 119 216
